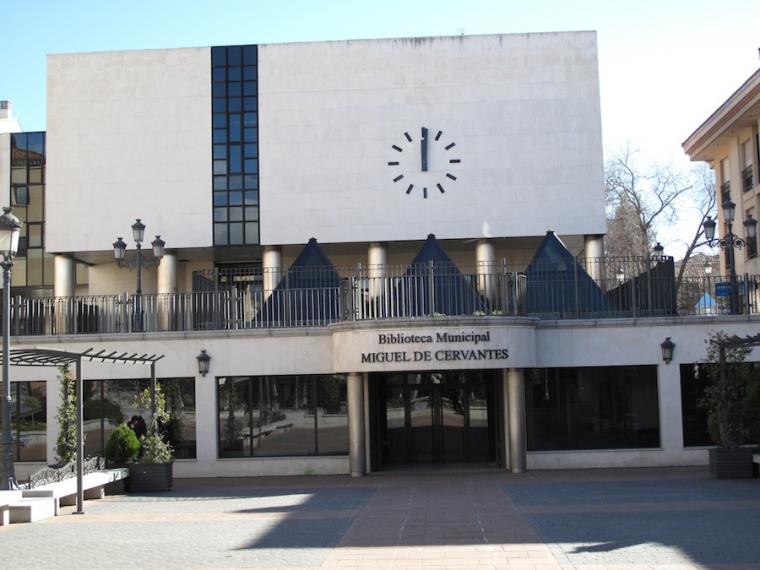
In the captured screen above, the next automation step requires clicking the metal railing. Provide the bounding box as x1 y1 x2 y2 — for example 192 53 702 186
742 165 754 193
4 259 760 336
25 457 105 489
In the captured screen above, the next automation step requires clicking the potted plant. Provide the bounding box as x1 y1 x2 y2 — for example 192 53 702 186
105 424 140 466
700 332 758 478
129 383 174 492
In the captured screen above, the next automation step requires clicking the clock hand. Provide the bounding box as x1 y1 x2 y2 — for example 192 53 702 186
421 127 428 172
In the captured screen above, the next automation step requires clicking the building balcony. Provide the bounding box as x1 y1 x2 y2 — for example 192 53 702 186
4 257 758 337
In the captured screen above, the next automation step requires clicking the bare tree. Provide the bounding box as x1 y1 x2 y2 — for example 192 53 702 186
674 163 717 293
605 145 693 258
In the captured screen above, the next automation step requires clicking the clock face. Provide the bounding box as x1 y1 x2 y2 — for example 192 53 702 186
387 127 461 198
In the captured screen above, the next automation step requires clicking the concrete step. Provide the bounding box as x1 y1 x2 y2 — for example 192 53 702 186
9 497 56 524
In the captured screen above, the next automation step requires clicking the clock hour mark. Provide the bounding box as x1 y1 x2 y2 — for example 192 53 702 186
404 132 412 142
406 184 414 194
435 130 442 141
445 142 456 151
392 145 403 152
446 173 457 180
421 127 428 172
393 174 404 183
388 161 399 166
437 183 445 194
423 187 428 199
449 159 461 164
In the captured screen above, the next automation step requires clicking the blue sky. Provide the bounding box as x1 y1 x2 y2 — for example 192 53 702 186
4 0 759 165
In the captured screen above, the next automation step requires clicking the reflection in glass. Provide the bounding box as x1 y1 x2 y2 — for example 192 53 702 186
11 382 47 462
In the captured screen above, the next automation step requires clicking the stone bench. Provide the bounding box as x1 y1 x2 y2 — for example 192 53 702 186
18 468 128 521
0 490 23 526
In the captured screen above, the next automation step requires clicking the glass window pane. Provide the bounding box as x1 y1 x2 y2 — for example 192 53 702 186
317 376 348 455
213 207 227 222
229 145 241 174
228 98 242 113
229 222 243 245
28 185 44 221
245 222 259 243
27 248 43 285
243 66 257 81
229 207 243 222
244 191 259 205
213 114 226 128
162 378 196 460
244 128 257 142
244 207 258 221
218 378 251 458
213 145 226 160
243 82 256 96
227 82 241 97
211 48 226 66
228 175 242 190
227 46 242 66
526 366 661 451
243 112 257 127
243 97 257 111
243 46 257 65
227 67 241 81
29 167 43 184
244 144 257 158
28 224 42 247
12 185 29 206
11 167 26 184
12 258 26 286
213 129 227 144
213 176 227 191
229 191 243 206
15 381 47 462
256 377 316 456
214 223 228 245
213 160 227 175
212 82 226 97
27 133 44 156
229 123 241 143
212 98 226 113
244 159 258 174
213 67 226 82
213 193 227 206
244 176 258 190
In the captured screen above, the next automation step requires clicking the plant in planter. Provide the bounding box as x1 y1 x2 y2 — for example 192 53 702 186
105 424 140 466
130 383 174 492
700 331 759 478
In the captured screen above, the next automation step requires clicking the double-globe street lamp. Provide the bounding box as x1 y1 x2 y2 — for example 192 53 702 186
703 200 757 314
113 219 165 331
0 207 22 490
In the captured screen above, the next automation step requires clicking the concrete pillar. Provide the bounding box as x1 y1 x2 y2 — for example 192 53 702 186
476 239 497 304
263 246 283 300
584 234 605 284
367 242 388 315
347 372 366 477
657 357 685 455
54 256 76 334
363 373 372 474
54 255 76 298
500 370 511 470
507 368 527 473
157 251 178 294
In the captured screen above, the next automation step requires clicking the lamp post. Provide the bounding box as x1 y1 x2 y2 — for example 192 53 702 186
0 207 22 490
703 200 757 314
113 219 165 331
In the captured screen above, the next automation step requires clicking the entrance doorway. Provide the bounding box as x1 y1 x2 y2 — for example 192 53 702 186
369 370 499 469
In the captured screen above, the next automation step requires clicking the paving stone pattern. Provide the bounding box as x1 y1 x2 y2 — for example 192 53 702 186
0 467 758 569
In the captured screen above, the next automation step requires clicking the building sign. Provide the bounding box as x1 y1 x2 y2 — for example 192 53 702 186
360 330 509 364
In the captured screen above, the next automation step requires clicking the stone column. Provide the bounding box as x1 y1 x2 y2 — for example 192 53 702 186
157 251 178 331
347 372 366 477
476 239 497 305
368 242 388 316
657 357 685 455
500 369 511 470
507 368 527 473
54 255 76 334
584 234 605 284
262 246 283 300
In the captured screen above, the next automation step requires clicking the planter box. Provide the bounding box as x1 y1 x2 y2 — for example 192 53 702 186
709 448 753 479
129 463 173 492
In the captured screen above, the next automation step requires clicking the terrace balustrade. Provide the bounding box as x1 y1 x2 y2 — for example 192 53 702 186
2 257 758 336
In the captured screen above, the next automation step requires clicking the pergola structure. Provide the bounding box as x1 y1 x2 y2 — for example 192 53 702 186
1 347 164 513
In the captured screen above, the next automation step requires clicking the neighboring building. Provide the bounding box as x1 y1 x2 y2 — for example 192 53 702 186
683 67 760 274
4 33 759 480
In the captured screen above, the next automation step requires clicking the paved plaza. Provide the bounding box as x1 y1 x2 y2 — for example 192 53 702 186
0 467 759 569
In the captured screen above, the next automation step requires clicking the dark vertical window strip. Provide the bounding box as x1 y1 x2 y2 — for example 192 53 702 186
211 45 259 246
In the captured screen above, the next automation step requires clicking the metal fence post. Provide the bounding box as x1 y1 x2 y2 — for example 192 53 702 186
428 260 435 317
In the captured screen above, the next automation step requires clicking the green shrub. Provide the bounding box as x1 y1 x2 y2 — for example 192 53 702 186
137 432 173 464
105 424 140 464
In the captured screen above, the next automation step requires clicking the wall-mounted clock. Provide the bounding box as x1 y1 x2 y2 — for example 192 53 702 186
387 127 461 198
